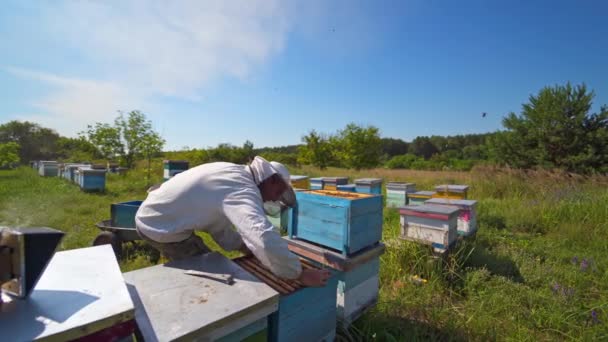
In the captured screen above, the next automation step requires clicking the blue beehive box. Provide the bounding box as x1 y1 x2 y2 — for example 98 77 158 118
77 168 106 192
111 200 143 228
234 256 338 342
337 184 356 192
163 160 189 181
289 190 383 256
285 237 385 325
354 178 382 194
310 177 324 190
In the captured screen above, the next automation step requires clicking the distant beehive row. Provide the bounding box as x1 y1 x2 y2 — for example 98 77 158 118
31 160 109 192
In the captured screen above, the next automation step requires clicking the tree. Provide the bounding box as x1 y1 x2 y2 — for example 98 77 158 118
0 142 20 168
115 110 165 168
84 110 165 169
381 138 409 157
490 83 608 173
334 123 382 170
410 136 439 159
298 130 334 170
56 137 100 162
0 121 61 162
83 122 123 161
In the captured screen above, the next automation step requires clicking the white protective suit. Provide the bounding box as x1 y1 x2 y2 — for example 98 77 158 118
135 160 302 279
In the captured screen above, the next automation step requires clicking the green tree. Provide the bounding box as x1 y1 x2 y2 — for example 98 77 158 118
83 122 124 161
490 83 608 173
115 110 165 168
410 136 439 159
334 123 382 170
385 153 421 169
298 130 334 170
0 142 20 168
140 132 165 184
56 136 100 162
381 138 409 157
0 121 61 162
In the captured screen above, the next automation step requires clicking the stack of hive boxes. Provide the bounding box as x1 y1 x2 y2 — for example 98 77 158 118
425 198 478 237
354 178 383 194
310 177 324 190
234 255 339 341
322 177 348 191
386 182 416 208
399 204 459 254
287 190 384 325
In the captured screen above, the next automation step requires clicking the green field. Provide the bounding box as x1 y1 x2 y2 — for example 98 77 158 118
1 165 607 341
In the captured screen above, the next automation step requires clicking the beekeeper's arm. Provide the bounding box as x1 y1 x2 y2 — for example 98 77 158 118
223 190 302 279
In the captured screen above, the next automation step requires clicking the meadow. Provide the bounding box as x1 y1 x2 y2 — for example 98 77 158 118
1 163 607 341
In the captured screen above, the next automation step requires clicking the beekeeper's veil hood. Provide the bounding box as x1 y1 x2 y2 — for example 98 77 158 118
249 156 296 208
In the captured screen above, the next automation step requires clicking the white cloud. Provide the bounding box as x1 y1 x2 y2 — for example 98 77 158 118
46 0 292 99
6 0 293 135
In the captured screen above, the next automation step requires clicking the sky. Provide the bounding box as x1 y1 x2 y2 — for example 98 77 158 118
1 0 607 150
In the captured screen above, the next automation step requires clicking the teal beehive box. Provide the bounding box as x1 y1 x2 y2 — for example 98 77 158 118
289 190 383 256
163 160 189 181
354 178 382 194
337 184 356 192
77 168 106 192
111 200 143 228
234 256 338 342
285 237 385 325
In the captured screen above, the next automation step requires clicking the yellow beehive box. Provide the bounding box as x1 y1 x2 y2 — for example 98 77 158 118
290 175 310 190
433 184 469 200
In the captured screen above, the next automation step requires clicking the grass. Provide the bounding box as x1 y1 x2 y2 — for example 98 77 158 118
1 165 607 341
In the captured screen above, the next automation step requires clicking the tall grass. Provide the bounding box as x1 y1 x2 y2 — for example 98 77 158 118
1 165 607 340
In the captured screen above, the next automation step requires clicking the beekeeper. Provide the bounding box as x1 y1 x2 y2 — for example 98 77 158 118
135 156 330 287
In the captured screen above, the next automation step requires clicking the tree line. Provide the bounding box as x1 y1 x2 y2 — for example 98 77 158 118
1 82 607 174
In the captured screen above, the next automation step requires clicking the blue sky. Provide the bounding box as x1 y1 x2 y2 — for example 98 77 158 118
1 1 607 150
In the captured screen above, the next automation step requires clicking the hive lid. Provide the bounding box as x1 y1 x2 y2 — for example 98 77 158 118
354 178 382 185
387 182 416 189
410 191 436 196
297 189 374 200
322 177 348 182
425 198 477 207
123 252 278 341
290 175 308 181
435 184 469 192
399 204 460 218
310 177 324 182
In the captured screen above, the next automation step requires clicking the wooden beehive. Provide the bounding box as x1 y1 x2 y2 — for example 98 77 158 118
399 204 459 253
433 184 469 200
163 160 189 180
290 175 310 190
234 256 338 342
407 191 436 206
38 161 58 177
76 168 106 192
386 182 416 208
322 177 348 191
310 177 324 190
111 200 143 228
285 237 385 325
123 252 278 341
425 198 478 236
337 184 357 192
354 178 383 194
289 190 383 256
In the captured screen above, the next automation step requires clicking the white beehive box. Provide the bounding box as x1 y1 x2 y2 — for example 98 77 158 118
425 198 478 236
399 204 459 253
